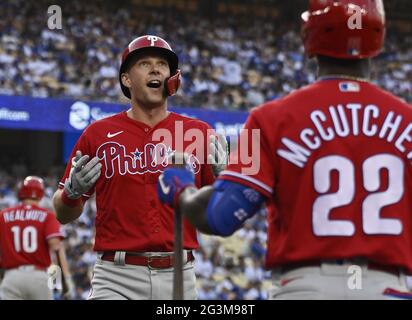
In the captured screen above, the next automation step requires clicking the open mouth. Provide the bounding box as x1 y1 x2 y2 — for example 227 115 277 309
147 80 162 88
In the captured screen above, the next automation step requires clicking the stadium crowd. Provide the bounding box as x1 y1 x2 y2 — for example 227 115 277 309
1 0 412 300
0 0 411 111
0 166 272 300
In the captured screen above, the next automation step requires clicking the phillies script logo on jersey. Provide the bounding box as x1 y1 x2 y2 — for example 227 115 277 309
152 123 262 176
96 142 201 178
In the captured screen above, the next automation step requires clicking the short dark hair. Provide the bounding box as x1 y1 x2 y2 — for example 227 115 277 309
317 55 368 68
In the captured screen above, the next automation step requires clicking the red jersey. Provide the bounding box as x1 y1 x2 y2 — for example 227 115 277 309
59 111 215 252
0 204 63 269
221 78 412 273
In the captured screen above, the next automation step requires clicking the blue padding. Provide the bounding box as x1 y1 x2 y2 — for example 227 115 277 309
207 179 265 236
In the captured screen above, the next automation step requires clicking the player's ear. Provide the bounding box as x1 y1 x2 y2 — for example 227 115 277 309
121 72 132 89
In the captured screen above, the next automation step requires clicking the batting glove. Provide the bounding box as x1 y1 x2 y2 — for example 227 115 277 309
64 150 102 199
208 134 228 177
158 168 195 208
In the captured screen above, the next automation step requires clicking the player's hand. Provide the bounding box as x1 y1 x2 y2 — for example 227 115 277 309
64 150 102 199
62 277 75 300
158 167 195 208
208 134 228 177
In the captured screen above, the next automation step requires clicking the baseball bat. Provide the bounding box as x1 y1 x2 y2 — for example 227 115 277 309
171 152 187 300
173 205 184 300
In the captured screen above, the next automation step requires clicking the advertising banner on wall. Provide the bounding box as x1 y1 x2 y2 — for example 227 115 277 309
0 95 248 135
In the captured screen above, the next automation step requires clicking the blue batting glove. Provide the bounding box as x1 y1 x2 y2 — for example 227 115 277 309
158 168 195 208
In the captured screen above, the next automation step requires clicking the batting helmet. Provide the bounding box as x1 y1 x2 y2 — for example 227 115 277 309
119 35 181 99
18 176 45 201
301 0 386 59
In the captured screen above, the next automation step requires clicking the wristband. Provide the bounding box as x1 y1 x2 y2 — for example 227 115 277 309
61 189 82 208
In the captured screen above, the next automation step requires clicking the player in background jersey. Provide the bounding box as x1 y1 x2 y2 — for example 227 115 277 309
52 35 227 300
158 0 412 299
0 176 72 300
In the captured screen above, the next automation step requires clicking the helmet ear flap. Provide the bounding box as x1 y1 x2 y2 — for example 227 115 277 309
165 69 181 96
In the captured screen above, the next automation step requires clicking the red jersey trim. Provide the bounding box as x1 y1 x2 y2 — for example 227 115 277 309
383 288 412 299
219 171 273 196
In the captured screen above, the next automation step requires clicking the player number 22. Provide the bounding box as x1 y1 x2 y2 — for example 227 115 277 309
11 225 38 253
313 154 403 236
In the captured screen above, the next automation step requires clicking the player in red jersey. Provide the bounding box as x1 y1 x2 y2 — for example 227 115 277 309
52 35 227 300
0 176 71 300
158 0 412 299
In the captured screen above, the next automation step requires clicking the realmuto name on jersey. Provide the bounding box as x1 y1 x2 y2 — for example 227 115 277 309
3 209 47 223
96 141 201 178
277 103 412 168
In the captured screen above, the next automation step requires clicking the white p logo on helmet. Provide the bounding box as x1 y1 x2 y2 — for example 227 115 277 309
147 35 159 46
